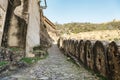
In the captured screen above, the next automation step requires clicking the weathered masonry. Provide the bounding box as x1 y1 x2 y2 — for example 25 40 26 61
58 37 120 80
0 0 8 44
0 0 48 56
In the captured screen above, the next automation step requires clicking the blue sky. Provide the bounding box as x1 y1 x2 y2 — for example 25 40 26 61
43 0 120 24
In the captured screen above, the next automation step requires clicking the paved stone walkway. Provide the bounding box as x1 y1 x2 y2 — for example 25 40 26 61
1 44 99 80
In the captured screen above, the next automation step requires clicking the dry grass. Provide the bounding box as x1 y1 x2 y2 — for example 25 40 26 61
61 30 120 42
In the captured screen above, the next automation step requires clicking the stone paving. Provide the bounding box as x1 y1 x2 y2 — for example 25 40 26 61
1 44 99 80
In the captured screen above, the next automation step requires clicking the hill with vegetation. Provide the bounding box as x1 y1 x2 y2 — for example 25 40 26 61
56 20 120 34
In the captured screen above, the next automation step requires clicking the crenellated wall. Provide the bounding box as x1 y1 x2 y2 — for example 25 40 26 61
58 37 120 80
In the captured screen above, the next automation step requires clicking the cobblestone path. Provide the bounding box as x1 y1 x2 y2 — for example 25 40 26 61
1 44 99 80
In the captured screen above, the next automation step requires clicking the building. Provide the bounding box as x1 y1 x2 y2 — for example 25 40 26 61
0 0 45 57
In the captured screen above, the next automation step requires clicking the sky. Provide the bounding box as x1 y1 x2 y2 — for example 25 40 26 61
43 0 120 24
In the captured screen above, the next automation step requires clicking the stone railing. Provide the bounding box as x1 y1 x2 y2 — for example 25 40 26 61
58 37 120 80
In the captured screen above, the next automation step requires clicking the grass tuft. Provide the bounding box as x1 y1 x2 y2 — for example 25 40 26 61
20 51 48 64
0 61 8 67
20 57 41 64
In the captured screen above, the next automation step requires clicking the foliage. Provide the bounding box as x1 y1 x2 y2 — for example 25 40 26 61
9 47 23 51
20 57 41 64
0 61 8 67
56 21 120 34
20 51 48 64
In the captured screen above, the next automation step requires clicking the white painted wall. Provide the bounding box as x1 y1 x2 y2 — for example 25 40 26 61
26 0 40 56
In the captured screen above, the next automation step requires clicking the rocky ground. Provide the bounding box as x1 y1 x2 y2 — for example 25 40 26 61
0 43 99 80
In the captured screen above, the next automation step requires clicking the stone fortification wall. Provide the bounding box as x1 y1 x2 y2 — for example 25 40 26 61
58 37 120 80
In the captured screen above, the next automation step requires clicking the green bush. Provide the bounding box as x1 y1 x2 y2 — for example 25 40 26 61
9 47 23 51
20 57 41 64
0 61 8 67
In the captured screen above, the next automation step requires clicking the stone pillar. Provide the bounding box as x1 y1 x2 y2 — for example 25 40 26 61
0 0 8 45
26 0 41 57
0 0 8 11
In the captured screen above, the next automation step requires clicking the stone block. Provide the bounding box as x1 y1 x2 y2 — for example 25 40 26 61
78 40 85 64
93 41 107 77
84 40 94 69
106 41 120 80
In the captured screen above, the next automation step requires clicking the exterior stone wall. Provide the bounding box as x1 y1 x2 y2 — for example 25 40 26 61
0 0 8 11
58 37 120 80
26 0 41 56
1 0 27 49
0 47 25 62
0 0 8 44
1 0 41 56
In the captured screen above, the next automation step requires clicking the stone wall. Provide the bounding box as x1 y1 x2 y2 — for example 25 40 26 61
1 0 14 47
0 47 25 62
58 37 120 80
0 0 8 11
1 0 41 56
7 0 28 48
1 0 27 49
39 10 52 48
43 16 59 42
0 0 8 44
0 0 52 57
26 0 41 56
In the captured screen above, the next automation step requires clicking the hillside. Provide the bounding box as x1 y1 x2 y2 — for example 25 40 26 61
61 30 120 42
56 21 120 34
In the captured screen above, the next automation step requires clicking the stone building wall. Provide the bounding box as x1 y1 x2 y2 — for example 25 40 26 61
0 0 41 55
6 0 28 48
1 0 26 48
0 0 8 11
26 0 41 56
0 0 8 45
0 0 52 57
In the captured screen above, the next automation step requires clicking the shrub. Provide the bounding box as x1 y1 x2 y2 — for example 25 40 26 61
20 57 41 64
0 61 8 67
